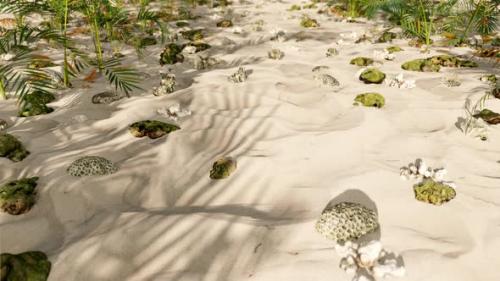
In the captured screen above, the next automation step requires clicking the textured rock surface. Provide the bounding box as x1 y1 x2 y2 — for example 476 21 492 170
359 68 386 84
316 202 379 243
180 29 204 41
473 109 500 125
354 93 385 108
129 120 180 139
0 177 38 215
350 57 374 67
210 157 237 179
0 251 51 281
0 134 30 162
19 91 55 117
268 49 284 60
91 91 123 104
159 43 184 65
216 19 233 28
228 67 248 83
386 46 403 53
67 156 118 177
413 179 456 205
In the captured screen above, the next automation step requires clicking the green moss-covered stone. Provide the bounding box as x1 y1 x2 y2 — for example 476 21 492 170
300 17 319 28
129 120 180 139
180 29 204 41
209 157 236 179
376 31 397 43
0 134 30 162
413 179 456 205
0 177 38 215
480 74 497 84
176 21 189 27
19 91 55 117
0 251 51 281
67 156 118 177
159 43 184 65
350 57 374 66
359 68 386 84
354 93 385 108
386 46 403 53
473 109 500 125
402 55 477 72
140 36 157 46
216 19 233 28
288 4 301 11
315 202 379 243
182 42 211 53
401 58 441 72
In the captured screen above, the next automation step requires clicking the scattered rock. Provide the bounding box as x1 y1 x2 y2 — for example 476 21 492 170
0 177 38 215
473 109 500 125
376 31 398 43
386 46 403 53
480 74 497 84
359 68 386 84
216 19 233 28
354 93 385 108
0 134 30 162
159 43 184 65
314 73 340 87
129 120 180 139
152 73 176 96
268 48 284 60
210 157 237 179
0 119 8 131
191 55 221 70
300 16 319 28
350 57 374 66
413 179 456 205
228 67 248 83
182 42 211 53
67 156 118 177
401 58 440 72
312 65 330 73
402 55 478 72
139 36 157 46
0 251 51 281
316 202 379 243
180 29 204 41
91 91 123 104
326 48 339 57
19 91 55 117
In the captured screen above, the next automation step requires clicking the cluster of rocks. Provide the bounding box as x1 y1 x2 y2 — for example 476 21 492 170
152 72 176 96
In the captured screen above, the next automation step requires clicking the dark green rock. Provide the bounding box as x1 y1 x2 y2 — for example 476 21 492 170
401 59 440 72
159 43 184 65
413 179 456 205
176 21 189 27
0 177 38 215
209 157 236 179
0 134 30 162
216 19 233 28
0 251 51 281
350 57 374 66
386 46 403 53
182 42 211 53
19 91 55 117
129 120 180 139
180 29 204 41
473 109 500 125
140 36 157 46
376 31 397 43
354 93 385 108
359 68 386 84
402 55 477 72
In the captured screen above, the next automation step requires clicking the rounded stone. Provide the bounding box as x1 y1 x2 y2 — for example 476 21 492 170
67 156 118 177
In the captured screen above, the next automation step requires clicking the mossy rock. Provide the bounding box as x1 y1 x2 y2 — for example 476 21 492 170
413 179 456 205
159 43 184 65
0 177 38 215
182 42 211 53
19 91 55 117
288 4 301 11
429 55 478 68
386 46 403 54
473 109 500 125
300 17 319 28
67 156 118 177
0 251 51 281
180 29 204 41
350 57 374 66
209 157 236 179
140 36 158 46
359 68 386 84
0 134 30 162
354 93 385 108
401 59 440 72
216 19 233 28
176 21 189 27
129 120 180 139
376 31 397 43
480 74 497 84
315 202 379 243
408 38 433 47
91 91 123 104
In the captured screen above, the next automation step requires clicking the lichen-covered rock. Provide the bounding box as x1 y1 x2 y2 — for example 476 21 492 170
268 49 284 60
300 16 319 28
326 48 339 57
350 57 374 67
386 46 403 54
0 177 38 215
314 73 340 87
19 91 55 117
359 68 386 84
216 19 233 28
159 43 184 65
401 59 440 72
0 134 30 162
129 120 180 139
413 179 456 205
315 202 379 243
91 91 123 104
402 55 477 72
180 29 204 41
0 119 8 131
152 73 176 96
67 156 118 177
228 67 248 83
376 31 397 43
209 157 236 179
354 93 385 108
480 74 497 84
0 251 51 281
473 109 500 125
182 42 211 53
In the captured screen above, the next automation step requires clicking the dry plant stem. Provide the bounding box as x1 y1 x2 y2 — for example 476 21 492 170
86 1 104 72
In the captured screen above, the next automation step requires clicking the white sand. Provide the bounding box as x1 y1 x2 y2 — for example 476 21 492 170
1 0 500 280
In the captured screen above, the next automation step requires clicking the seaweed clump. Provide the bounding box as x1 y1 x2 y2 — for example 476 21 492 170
0 177 38 215
0 134 30 162
0 251 52 281
354 93 385 108
159 43 184 65
413 179 456 205
209 157 237 179
129 120 180 139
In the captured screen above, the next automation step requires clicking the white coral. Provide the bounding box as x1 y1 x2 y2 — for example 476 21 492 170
373 50 395 61
385 73 416 89
399 158 455 186
157 103 192 122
